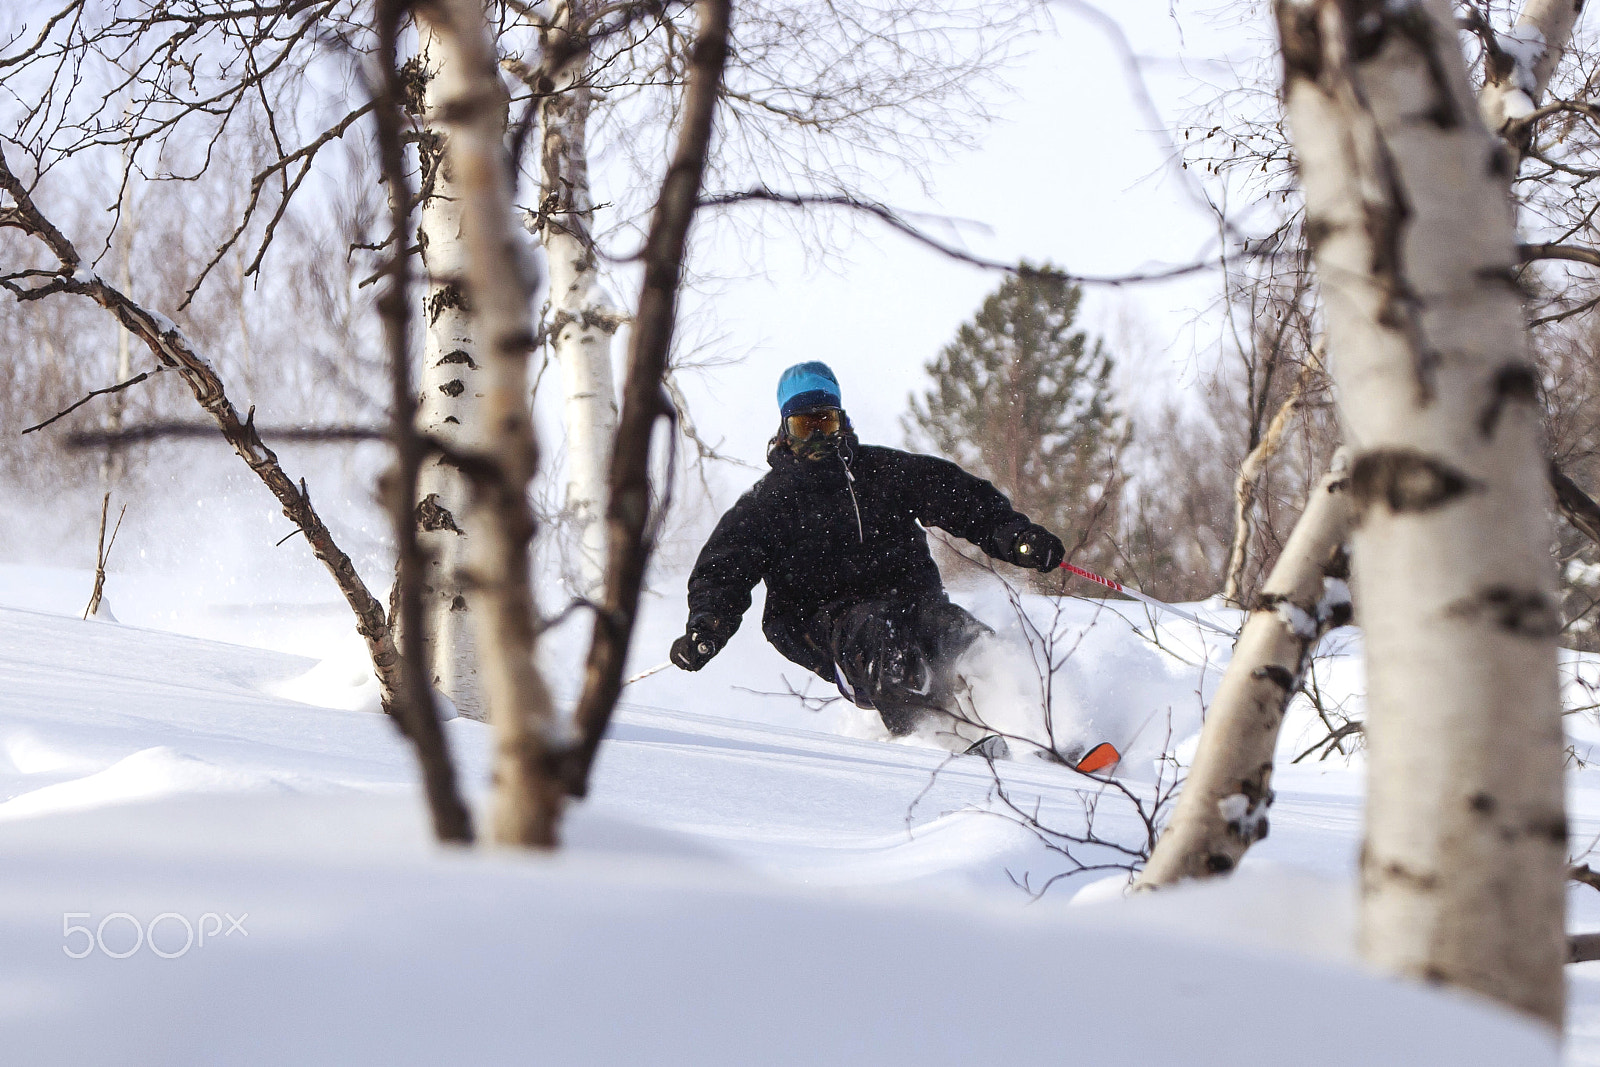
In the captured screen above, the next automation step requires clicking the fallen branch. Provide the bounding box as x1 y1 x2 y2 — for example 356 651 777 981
83 492 126 620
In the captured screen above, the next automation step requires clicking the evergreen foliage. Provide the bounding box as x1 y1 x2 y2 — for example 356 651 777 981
906 265 1125 578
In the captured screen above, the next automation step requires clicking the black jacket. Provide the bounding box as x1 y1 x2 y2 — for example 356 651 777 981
685 434 1033 676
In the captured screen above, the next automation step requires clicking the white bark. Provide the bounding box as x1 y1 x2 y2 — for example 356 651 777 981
418 0 564 847
415 27 483 720
1277 0 1567 1027
1479 0 1585 139
103 140 136 491
1138 457 1353 888
532 11 621 598
1223 352 1323 607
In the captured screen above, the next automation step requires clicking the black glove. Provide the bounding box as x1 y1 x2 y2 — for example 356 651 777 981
671 617 727 671
1011 524 1065 572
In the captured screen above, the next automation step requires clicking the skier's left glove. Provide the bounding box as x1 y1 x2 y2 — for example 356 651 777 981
1010 524 1065 572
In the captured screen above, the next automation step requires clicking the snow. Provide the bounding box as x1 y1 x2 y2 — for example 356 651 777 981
1318 576 1352 622
1500 26 1548 95
1277 597 1318 640
0 561 1591 1063
1217 790 1271 841
142 306 203 360
146 308 178 336
1503 88 1538 122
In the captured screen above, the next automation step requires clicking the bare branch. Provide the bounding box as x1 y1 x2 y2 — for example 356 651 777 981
1521 241 1600 269
179 100 378 309
1552 462 1600 551
700 187 1222 286
21 366 165 435
64 422 382 447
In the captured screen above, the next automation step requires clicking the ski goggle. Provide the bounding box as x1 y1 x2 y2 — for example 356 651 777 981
785 408 842 441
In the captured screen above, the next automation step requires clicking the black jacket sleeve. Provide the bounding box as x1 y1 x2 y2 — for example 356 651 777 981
900 452 1032 561
684 486 770 634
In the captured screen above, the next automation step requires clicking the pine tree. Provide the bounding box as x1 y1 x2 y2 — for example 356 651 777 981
907 266 1124 583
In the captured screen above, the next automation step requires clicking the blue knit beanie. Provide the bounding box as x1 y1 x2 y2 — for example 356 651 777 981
777 361 842 418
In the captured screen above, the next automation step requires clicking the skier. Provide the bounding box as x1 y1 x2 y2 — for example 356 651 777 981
670 361 1067 757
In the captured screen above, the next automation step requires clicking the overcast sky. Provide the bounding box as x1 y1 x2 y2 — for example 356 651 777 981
626 0 1266 498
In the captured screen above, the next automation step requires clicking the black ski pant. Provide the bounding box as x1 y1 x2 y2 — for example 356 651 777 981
824 593 991 736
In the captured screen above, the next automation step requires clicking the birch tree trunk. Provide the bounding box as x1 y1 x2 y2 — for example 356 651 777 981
1479 0 1585 149
414 27 485 721
1138 457 1353 888
563 0 733 797
532 6 622 598
372 0 475 844
416 0 564 847
1276 0 1566 1027
1222 353 1323 606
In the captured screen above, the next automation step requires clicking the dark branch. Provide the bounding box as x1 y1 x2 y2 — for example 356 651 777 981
1572 932 1600 964
1520 242 1600 270
21 367 164 435
1551 462 1600 550
64 422 383 448
700 188 1220 286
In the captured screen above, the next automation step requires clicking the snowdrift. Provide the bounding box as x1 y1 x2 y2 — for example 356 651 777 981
0 564 1587 1064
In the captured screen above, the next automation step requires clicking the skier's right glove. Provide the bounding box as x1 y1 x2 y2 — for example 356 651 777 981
671 616 728 671
1010 524 1066 572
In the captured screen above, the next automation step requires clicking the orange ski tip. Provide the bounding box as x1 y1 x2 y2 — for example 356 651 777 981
1074 742 1120 775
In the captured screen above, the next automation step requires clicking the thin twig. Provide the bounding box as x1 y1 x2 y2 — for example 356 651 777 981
22 367 163 435
700 188 1222 287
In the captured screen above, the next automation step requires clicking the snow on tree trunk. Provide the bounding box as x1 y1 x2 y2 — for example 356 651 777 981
1276 0 1566 1027
1479 0 1584 147
534 10 622 598
416 0 564 847
414 27 483 721
1138 457 1353 889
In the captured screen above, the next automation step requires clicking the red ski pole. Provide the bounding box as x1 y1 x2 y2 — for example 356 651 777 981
1058 561 1238 639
